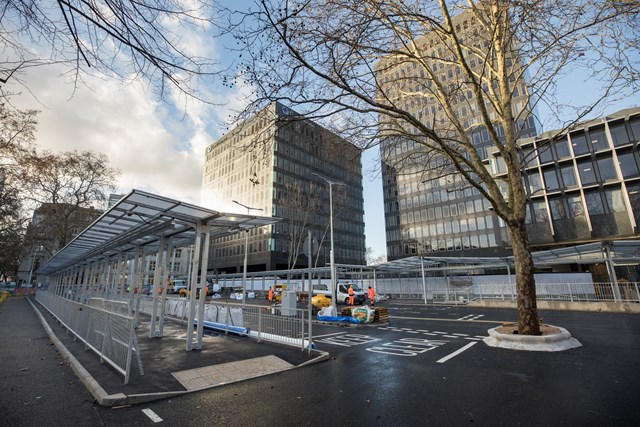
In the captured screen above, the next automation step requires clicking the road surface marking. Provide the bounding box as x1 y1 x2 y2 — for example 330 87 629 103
436 342 478 363
317 334 378 347
142 409 163 423
367 338 448 356
313 331 348 339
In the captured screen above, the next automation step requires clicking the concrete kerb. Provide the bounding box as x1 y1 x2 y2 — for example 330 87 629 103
27 297 330 407
483 325 583 352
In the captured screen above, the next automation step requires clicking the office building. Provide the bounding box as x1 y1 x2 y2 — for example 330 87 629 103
489 107 640 250
202 102 366 273
377 7 538 260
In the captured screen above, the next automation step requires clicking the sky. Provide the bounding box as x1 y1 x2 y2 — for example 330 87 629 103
9 9 639 262
12 58 390 257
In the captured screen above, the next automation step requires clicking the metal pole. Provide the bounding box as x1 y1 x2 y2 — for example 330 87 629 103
307 230 313 354
233 200 263 305
313 173 341 315
329 181 336 314
421 257 427 305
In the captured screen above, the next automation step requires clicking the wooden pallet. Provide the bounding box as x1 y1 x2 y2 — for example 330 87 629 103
341 306 389 324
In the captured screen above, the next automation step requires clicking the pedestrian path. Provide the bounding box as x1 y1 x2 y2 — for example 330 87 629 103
2 296 327 408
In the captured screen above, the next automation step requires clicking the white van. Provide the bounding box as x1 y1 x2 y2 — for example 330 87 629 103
313 282 366 305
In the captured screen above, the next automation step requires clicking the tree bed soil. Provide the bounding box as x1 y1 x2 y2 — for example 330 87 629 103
496 324 561 336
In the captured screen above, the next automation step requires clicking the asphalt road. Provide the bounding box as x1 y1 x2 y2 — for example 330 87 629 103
93 303 640 426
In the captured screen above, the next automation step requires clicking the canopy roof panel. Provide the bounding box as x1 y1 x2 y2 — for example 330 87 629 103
368 241 640 273
38 190 281 275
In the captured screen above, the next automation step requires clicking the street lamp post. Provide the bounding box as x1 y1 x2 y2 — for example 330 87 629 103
312 173 342 315
232 200 263 304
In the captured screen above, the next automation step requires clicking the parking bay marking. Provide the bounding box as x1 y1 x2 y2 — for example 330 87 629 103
366 338 448 356
436 342 478 363
142 409 163 423
316 333 379 347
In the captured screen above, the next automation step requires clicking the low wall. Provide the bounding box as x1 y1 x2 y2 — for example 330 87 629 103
468 299 640 314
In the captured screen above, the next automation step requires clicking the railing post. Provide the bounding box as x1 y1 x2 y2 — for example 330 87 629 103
225 301 230 335
258 307 262 343
568 283 573 302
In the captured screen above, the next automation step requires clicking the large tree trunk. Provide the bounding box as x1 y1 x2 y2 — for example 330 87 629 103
509 222 541 335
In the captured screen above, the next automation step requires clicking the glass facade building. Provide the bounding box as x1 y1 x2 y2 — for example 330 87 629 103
377 8 538 260
201 102 366 273
489 107 640 248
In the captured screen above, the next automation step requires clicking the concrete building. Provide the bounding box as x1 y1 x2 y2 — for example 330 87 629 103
17 203 102 285
489 107 640 254
202 102 366 273
377 7 538 260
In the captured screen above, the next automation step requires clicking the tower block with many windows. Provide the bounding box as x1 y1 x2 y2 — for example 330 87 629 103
377 7 538 260
202 102 366 273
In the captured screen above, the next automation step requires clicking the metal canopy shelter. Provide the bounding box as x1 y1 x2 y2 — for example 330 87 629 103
38 189 278 275
368 240 640 273
38 189 281 351
530 240 640 266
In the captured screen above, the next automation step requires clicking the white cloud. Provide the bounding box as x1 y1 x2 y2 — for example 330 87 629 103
12 62 232 206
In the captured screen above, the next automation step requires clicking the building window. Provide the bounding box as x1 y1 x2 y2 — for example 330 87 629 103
585 191 605 215
597 157 617 181
494 156 507 174
609 121 630 146
554 138 570 159
543 169 559 191
549 197 567 220
618 152 640 178
570 132 589 155
560 165 577 187
538 144 553 164
577 160 597 185
627 185 640 225
588 127 608 149
527 172 543 193
604 189 626 213
567 195 584 217
629 117 640 141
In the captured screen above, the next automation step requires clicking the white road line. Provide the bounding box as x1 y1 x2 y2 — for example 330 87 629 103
464 337 483 341
433 331 447 334
406 331 420 334
313 331 348 338
422 333 438 336
443 335 459 338
453 333 469 336
437 342 478 363
142 408 163 423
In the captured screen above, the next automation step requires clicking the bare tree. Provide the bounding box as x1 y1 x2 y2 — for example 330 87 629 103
0 101 38 278
1 0 224 100
281 180 321 268
20 150 120 253
230 0 639 334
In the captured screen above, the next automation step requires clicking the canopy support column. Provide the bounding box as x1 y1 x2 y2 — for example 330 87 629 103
186 224 211 351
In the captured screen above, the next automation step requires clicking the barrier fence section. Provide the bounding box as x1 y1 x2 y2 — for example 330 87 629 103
35 291 141 384
434 282 640 304
135 297 309 349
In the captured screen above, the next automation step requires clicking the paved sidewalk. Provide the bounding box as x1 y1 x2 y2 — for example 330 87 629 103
1 296 326 409
0 297 99 426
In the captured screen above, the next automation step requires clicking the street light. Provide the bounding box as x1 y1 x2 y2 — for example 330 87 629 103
232 200 263 304
312 173 342 315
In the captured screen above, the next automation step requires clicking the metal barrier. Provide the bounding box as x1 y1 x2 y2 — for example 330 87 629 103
432 282 640 304
134 296 310 350
35 291 143 384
